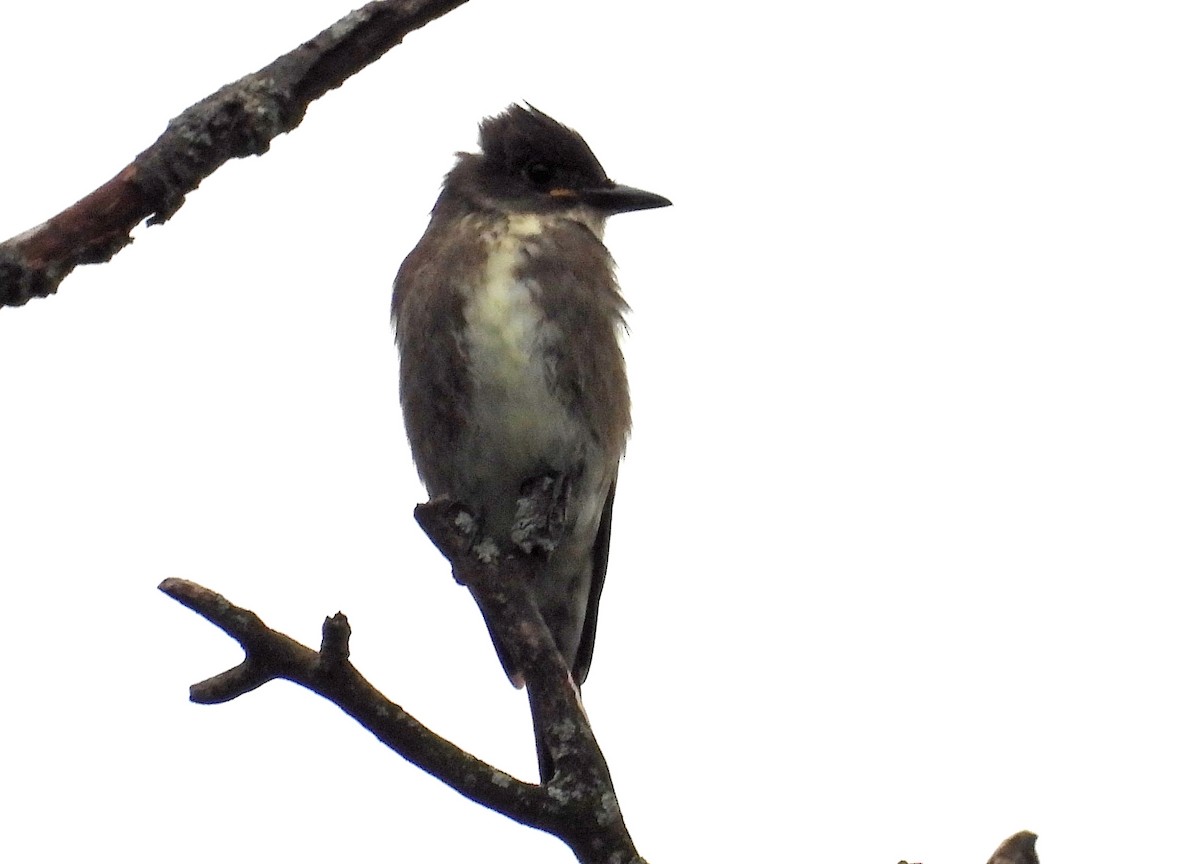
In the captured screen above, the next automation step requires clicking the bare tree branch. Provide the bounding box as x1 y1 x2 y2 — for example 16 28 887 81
159 498 647 864
159 577 551 826
0 0 469 308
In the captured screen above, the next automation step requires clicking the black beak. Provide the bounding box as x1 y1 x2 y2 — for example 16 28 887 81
578 182 673 215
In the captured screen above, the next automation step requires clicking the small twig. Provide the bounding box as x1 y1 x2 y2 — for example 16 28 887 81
0 0 469 308
159 578 548 823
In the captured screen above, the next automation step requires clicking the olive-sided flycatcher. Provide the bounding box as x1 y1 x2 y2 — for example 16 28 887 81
392 105 669 773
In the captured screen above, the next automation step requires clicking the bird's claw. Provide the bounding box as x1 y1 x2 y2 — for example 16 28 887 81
512 471 570 554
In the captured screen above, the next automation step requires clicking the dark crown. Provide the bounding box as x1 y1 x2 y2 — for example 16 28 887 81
477 104 609 189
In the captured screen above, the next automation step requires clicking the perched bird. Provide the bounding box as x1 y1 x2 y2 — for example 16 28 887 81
391 105 670 776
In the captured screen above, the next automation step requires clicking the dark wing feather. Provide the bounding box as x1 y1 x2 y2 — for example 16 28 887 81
572 473 617 685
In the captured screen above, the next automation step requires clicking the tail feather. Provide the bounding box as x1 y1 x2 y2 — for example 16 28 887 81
528 679 585 784
529 688 555 783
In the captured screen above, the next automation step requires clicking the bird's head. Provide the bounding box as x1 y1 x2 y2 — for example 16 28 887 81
439 104 671 222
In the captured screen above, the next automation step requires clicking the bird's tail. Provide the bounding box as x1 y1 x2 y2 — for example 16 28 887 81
529 686 556 783
527 680 586 784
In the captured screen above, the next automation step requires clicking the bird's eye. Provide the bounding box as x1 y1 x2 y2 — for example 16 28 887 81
525 162 554 185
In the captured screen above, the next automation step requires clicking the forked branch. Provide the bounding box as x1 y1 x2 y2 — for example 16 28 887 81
159 499 645 864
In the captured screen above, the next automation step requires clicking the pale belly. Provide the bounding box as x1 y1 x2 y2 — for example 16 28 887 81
456 221 605 544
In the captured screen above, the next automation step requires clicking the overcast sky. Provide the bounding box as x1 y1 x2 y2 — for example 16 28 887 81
3 2 1198 862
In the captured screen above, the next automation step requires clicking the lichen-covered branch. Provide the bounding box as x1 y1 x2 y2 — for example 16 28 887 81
413 498 623 799
159 499 647 864
0 0 469 308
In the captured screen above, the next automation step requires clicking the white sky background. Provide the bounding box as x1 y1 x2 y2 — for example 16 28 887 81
2 1 1198 861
